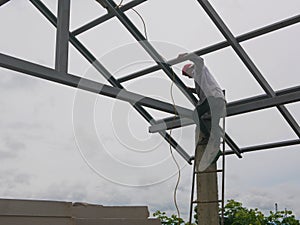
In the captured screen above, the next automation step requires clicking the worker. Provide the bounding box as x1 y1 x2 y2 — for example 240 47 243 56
179 53 226 169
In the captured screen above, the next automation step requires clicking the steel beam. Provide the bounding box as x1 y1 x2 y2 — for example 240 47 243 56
55 0 70 73
196 0 300 138
149 86 300 132
102 0 198 106
117 14 300 83
228 85 300 108
72 0 147 36
225 139 300 155
0 53 193 117
29 0 193 163
228 89 300 115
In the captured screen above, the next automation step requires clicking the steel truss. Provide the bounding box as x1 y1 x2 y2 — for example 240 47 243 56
0 0 299 163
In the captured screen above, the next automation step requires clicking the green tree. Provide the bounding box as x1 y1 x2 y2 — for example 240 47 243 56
153 200 299 225
267 209 299 225
223 199 267 225
222 200 299 225
152 210 195 225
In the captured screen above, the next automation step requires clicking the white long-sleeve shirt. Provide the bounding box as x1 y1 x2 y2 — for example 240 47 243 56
191 57 225 104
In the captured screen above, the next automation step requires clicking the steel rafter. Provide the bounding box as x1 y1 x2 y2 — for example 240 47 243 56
117 14 300 83
196 0 300 138
29 0 193 163
72 0 147 36
0 53 194 117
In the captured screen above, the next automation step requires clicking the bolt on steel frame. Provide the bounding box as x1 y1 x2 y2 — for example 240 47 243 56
0 0 299 162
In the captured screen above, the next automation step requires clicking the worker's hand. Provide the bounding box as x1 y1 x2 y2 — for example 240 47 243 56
177 53 189 59
178 53 200 62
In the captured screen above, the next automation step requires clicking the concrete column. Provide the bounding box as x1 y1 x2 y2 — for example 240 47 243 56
195 129 219 225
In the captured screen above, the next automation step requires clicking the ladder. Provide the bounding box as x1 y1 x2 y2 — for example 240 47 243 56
188 111 226 225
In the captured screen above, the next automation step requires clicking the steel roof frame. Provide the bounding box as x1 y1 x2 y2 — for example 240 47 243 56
0 0 299 162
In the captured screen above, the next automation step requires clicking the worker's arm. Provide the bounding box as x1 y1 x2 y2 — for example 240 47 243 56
178 53 204 74
189 56 204 75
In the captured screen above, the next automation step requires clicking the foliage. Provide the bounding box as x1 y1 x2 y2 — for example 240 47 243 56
223 200 299 225
153 200 299 225
223 199 267 225
267 209 299 225
153 210 189 225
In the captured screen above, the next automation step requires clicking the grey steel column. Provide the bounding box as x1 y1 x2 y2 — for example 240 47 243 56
196 0 300 138
55 0 71 73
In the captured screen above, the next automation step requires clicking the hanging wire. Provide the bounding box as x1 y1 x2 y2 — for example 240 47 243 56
116 2 179 221
169 70 182 225
115 1 148 39
131 8 148 39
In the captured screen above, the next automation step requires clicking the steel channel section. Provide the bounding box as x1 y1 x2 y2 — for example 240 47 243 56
29 0 192 163
196 0 300 138
149 88 300 132
101 0 241 156
55 0 70 73
72 0 147 36
225 139 300 155
102 0 198 106
117 14 300 83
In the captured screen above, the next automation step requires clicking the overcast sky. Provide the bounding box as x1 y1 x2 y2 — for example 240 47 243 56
0 0 300 221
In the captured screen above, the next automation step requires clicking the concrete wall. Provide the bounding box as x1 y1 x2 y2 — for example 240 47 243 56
0 199 161 225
